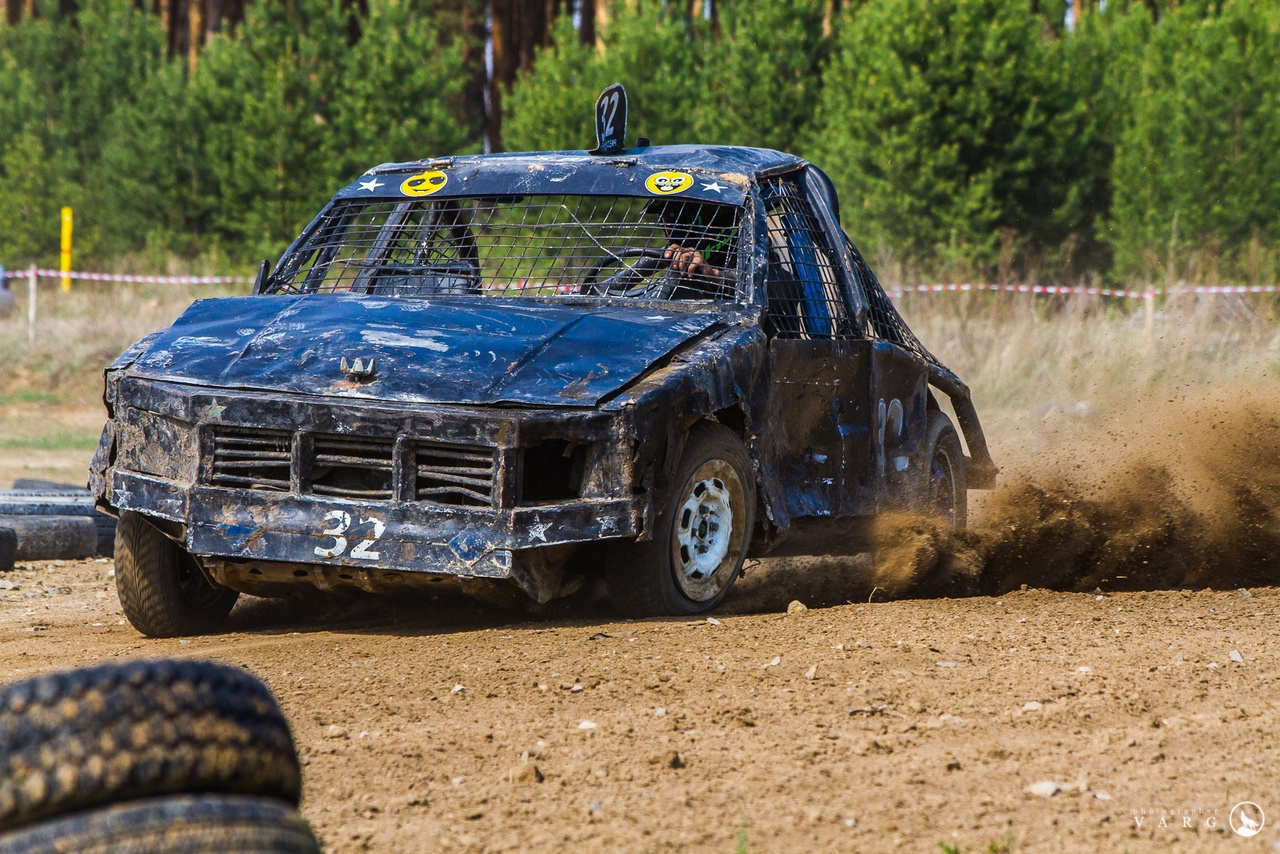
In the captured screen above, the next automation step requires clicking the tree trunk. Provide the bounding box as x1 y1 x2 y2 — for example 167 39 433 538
488 0 513 152
577 0 595 46
5 0 22 25
187 0 202 74
171 0 189 63
822 0 842 37
460 0 488 149
594 0 608 50
516 0 546 73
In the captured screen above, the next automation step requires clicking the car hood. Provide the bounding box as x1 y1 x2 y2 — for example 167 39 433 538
126 295 729 407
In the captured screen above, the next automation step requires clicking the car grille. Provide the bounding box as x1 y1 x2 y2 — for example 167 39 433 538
209 428 291 492
415 441 495 508
311 435 395 500
205 427 497 508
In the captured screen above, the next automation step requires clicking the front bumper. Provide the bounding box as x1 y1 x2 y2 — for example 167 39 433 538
110 470 637 579
99 379 640 588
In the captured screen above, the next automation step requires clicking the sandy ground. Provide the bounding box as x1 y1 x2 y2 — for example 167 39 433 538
4 395 1280 851
1 557 1277 853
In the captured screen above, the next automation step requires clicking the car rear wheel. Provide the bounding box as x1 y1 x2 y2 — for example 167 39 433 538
607 423 755 617
115 511 238 638
923 411 967 529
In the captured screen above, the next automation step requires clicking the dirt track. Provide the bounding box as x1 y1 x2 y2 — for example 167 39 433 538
5 390 1280 851
1 555 1277 852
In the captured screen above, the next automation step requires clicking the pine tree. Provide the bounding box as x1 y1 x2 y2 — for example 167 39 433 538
504 5 704 154
695 0 828 152
810 0 1089 275
1108 1 1280 282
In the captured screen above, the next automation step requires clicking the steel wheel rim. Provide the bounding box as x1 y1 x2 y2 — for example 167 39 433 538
671 459 746 602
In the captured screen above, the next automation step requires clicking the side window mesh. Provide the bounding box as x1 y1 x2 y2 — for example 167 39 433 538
846 239 944 369
760 178 854 340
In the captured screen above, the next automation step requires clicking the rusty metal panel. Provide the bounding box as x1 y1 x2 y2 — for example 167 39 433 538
128 295 728 408
758 339 873 527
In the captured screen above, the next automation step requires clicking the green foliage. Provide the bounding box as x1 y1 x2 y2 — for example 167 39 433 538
810 0 1091 275
695 0 828 152
0 130 85 266
1 0 1279 285
505 6 703 153
330 0 476 175
1108 0 1280 282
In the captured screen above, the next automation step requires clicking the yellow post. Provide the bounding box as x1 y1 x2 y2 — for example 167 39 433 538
60 207 73 292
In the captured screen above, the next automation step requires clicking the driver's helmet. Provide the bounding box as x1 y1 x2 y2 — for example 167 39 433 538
647 199 739 264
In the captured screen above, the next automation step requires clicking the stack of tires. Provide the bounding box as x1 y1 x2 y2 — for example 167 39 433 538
0 659 321 853
0 480 116 571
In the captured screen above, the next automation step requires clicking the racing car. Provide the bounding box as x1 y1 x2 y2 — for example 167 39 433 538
90 85 997 637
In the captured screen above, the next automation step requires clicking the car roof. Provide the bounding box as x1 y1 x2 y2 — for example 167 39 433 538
373 145 804 176
333 145 808 205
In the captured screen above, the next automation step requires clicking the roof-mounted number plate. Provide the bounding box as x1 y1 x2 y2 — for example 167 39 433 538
591 83 628 155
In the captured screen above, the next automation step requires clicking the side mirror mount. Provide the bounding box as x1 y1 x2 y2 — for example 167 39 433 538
253 259 272 294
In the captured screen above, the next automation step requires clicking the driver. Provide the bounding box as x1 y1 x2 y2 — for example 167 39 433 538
653 200 739 294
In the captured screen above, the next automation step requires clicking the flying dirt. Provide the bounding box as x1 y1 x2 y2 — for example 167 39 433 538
872 388 1280 598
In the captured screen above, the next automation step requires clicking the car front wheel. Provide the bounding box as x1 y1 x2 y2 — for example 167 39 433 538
114 511 239 637
607 423 755 617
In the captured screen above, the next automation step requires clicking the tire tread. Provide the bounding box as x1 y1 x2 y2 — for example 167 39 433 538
0 659 302 833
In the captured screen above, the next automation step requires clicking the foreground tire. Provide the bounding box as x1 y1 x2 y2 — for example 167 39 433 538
115 511 238 638
0 490 115 558
607 423 756 617
0 659 302 834
922 411 967 529
0 527 14 572
0 794 320 854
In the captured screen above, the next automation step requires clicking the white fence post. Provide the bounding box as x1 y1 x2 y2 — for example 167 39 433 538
27 265 37 347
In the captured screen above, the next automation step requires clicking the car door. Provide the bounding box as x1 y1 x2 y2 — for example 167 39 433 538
757 173 875 525
843 238 930 509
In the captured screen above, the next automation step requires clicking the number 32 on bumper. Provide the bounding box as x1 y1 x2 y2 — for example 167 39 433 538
315 510 385 560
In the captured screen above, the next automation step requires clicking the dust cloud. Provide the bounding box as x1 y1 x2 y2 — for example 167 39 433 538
873 388 1280 597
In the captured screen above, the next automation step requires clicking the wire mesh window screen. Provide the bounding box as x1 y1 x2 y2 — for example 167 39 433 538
761 178 854 339
844 238 944 369
269 195 742 302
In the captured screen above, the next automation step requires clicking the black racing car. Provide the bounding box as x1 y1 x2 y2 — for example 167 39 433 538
90 86 996 637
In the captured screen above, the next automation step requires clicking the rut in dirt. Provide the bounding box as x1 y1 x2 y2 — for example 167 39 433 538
869 392 1280 598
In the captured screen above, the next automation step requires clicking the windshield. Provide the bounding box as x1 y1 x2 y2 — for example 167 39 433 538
268 195 743 302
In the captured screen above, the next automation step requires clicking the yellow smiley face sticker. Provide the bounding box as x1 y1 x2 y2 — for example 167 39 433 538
645 171 694 195
400 170 448 197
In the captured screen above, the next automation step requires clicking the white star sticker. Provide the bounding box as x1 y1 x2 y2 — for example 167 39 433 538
701 181 726 193
207 403 225 421
359 178 384 193
529 520 551 543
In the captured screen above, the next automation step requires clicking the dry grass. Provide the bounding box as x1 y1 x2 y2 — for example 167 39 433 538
898 290 1280 418
0 280 248 405
2 279 1279 417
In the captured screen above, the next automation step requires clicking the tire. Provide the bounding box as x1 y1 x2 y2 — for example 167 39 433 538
0 659 303 834
922 411 967 529
0 794 320 854
0 515 98 561
115 511 238 638
0 528 14 572
0 493 116 557
10 480 87 492
607 422 756 617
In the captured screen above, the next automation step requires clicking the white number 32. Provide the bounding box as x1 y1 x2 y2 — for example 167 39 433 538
314 510 384 560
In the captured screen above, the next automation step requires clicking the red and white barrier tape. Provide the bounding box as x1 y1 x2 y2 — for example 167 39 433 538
4 267 1280 296
27 268 249 284
891 282 1280 298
